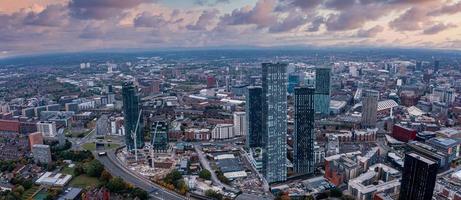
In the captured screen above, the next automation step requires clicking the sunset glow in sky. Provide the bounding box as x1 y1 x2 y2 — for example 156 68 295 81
1 0 461 57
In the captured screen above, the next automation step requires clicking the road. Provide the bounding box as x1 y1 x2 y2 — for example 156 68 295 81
96 149 187 200
193 144 239 193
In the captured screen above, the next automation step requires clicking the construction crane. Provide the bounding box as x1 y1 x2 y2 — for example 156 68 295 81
131 109 142 162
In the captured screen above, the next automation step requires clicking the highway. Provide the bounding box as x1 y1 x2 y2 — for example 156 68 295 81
96 149 187 200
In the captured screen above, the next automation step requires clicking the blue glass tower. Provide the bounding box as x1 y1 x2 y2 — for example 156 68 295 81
293 87 315 175
246 86 263 148
314 67 331 115
122 82 144 151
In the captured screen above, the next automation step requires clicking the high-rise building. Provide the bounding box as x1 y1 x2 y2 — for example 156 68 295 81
314 67 331 115
416 61 422 72
262 63 287 183
233 112 246 136
399 152 438 200
29 132 44 151
361 90 379 128
152 121 168 152
293 87 315 175
246 86 263 148
122 82 144 151
37 121 57 137
434 60 440 73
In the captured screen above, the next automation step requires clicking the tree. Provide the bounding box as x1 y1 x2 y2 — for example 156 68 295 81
106 177 127 192
74 163 85 176
163 170 183 186
99 170 112 183
131 187 149 200
198 169 212 180
205 190 222 200
330 188 343 198
85 160 104 177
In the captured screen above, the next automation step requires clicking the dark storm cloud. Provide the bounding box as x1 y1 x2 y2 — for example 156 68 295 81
69 0 154 20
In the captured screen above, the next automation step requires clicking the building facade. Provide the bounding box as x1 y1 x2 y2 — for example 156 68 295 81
152 121 169 152
122 82 144 151
246 86 263 148
233 112 246 136
314 67 331 115
399 152 438 200
293 87 315 175
32 144 52 164
361 90 379 128
262 63 288 183
36 121 57 138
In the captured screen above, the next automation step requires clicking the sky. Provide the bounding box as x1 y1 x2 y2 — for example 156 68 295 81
1 0 461 57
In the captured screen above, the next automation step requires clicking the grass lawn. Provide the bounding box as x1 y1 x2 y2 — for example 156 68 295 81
69 175 101 188
61 165 75 176
82 142 121 151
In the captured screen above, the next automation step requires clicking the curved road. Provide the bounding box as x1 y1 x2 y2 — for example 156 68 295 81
96 149 187 200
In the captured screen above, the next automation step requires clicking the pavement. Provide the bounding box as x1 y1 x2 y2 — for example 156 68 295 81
193 144 239 193
95 149 187 200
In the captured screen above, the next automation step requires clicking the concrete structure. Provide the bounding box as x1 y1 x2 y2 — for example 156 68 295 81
347 164 400 200
212 124 234 139
233 112 246 136
361 90 379 128
293 87 315 175
32 144 52 164
36 172 72 187
28 132 44 151
261 63 288 183
37 121 57 137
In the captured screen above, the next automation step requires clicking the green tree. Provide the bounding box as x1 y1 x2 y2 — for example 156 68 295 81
106 177 127 192
85 160 104 177
131 187 149 200
74 163 85 176
99 170 113 183
205 190 222 200
198 169 212 180
330 188 343 198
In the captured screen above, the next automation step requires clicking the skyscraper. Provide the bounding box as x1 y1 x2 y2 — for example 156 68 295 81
314 67 331 115
361 90 379 128
233 112 246 136
262 63 287 183
293 87 315 175
152 121 168 152
122 82 144 151
399 152 438 200
246 86 263 148
434 59 440 73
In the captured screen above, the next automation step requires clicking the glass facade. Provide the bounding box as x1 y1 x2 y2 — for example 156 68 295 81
314 67 331 115
122 82 144 151
399 152 438 200
262 63 287 183
152 121 169 152
246 86 263 148
294 87 315 175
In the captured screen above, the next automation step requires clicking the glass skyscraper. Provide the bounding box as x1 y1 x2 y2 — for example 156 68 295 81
152 121 168 152
293 87 315 175
399 152 438 200
314 67 331 115
262 63 287 183
246 86 263 148
122 82 144 151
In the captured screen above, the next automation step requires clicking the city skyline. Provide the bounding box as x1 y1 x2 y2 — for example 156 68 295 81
2 0 461 57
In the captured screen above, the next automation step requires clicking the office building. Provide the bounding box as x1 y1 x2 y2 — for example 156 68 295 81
37 121 57 138
152 121 169 152
122 82 144 151
314 67 331 115
246 86 263 148
361 90 379 128
262 63 288 183
212 124 234 140
233 112 246 136
32 144 52 164
399 152 438 200
293 87 315 175
65 102 79 112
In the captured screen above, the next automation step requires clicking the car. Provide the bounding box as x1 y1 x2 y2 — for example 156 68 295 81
98 152 107 156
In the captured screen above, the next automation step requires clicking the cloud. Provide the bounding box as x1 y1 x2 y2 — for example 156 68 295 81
268 11 307 33
220 0 277 28
133 12 169 28
423 23 457 35
389 7 430 31
194 0 230 6
187 10 219 31
325 4 391 31
24 4 68 26
277 0 322 10
429 2 461 16
69 0 153 20
306 17 324 32
356 25 384 37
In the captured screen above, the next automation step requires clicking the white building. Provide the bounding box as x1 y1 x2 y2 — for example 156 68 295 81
233 112 246 136
37 121 57 137
36 172 72 187
347 164 400 200
212 124 234 140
